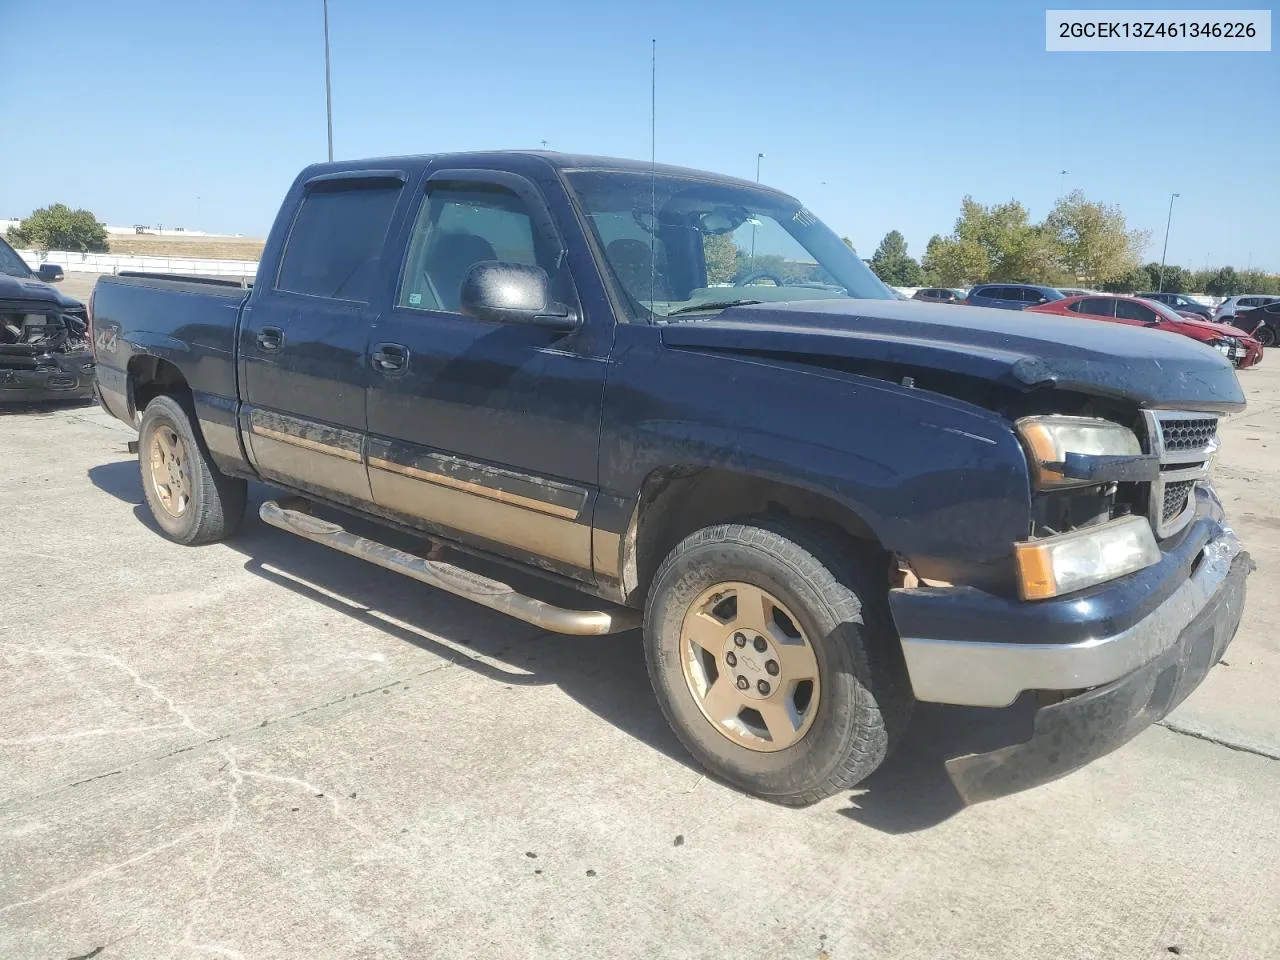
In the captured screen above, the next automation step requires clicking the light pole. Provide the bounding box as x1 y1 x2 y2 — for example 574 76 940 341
1059 169 1069 197
1158 192 1180 292
323 0 334 162
749 152 765 268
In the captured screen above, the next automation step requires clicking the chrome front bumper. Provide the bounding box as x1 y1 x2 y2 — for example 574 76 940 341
900 525 1248 708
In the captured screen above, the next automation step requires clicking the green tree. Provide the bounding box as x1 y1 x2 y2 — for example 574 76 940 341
1205 266 1242 297
1045 190 1148 287
1238 269 1280 295
5 204 108 253
1101 266 1149 293
702 233 738 285
868 230 923 286
922 232 989 286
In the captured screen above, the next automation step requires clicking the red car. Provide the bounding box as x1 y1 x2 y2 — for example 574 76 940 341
1027 294 1262 369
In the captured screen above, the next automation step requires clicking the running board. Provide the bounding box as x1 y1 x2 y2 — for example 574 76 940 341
258 500 641 636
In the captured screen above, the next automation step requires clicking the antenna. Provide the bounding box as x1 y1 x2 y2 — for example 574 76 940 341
649 37 657 315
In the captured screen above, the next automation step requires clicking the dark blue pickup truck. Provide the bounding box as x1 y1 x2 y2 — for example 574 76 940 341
89 152 1251 805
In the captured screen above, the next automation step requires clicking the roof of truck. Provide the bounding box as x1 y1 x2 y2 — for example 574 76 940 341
296 151 788 196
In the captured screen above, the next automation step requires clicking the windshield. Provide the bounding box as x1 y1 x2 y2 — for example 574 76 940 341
0 236 34 279
564 170 892 320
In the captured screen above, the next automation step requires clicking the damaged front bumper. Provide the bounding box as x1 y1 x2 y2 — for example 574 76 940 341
891 486 1251 802
0 350 96 402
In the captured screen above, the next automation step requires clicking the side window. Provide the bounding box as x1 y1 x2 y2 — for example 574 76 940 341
1065 300 1083 312
1238 297 1259 308
1078 298 1116 317
397 182 551 313
276 183 402 302
1115 299 1157 322
1022 287 1048 303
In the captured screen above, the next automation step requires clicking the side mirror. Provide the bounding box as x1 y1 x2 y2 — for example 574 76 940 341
37 263 63 283
459 261 578 330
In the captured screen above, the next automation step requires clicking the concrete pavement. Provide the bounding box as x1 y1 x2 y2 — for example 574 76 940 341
1 370 1278 959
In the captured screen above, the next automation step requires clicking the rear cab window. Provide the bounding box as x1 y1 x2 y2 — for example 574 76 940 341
276 179 404 302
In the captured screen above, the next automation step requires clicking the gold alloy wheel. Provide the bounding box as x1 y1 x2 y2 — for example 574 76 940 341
679 582 821 752
147 424 192 518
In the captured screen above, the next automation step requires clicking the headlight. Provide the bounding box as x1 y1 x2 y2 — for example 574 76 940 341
1015 416 1143 488
1209 337 1238 357
1015 515 1160 600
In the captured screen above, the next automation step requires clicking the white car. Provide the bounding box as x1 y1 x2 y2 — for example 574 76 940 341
1213 295 1280 323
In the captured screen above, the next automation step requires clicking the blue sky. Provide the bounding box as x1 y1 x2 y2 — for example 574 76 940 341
1 0 1276 269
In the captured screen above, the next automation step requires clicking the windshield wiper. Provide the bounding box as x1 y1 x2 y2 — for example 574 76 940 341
663 298 764 317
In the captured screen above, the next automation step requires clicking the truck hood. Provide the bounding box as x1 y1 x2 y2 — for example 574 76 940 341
0 274 84 310
660 298 1245 413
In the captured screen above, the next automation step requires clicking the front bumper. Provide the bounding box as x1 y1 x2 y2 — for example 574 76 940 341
889 487 1252 801
0 353 96 403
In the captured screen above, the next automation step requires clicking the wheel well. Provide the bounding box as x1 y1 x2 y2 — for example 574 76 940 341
127 355 191 422
623 467 882 605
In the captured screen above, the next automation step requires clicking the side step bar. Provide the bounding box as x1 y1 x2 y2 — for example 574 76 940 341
258 500 641 636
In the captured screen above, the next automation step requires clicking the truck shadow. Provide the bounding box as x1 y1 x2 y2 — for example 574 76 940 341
89 458 1035 833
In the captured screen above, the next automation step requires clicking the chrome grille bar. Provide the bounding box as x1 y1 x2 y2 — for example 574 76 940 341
1142 410 1219 538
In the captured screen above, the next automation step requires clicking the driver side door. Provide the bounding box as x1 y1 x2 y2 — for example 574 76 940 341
364 167 611 580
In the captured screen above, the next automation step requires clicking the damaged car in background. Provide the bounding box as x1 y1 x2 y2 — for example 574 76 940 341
0 235 94 403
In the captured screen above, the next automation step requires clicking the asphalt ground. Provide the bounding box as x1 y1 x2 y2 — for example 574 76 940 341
1 345 1277 960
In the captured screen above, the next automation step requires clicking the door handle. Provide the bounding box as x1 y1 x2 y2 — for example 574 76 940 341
371 342 409 373
257 326 284 351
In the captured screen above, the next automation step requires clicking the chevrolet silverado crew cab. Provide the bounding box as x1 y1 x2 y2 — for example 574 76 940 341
90 152 1252 805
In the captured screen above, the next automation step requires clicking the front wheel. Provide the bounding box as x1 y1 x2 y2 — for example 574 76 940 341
138 393 247 545
643 518 913 806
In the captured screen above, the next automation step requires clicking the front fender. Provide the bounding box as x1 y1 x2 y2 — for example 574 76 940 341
600 329 1031 587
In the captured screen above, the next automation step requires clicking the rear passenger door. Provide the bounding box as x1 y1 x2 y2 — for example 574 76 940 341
239 171 406 505
1069 297 1117 321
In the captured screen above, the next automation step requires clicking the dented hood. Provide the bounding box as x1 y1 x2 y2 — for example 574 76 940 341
0 274 84 310
660 298 1245 413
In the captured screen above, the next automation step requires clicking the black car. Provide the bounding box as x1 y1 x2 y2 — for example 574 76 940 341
912 287 966 304
1139 291 1214 320
1233 299 1280 347
0 235 94 403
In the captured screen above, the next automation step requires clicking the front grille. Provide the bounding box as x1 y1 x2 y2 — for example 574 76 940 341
1161 479 1196 524
1144 411 1219 538
1161 418 1218 452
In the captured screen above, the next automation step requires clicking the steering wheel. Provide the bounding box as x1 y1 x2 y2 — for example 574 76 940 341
734 270 786 287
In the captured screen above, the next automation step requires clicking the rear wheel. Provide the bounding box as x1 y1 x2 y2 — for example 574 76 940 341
1256 325 1275 348
643 518 913 806
138 393 246 545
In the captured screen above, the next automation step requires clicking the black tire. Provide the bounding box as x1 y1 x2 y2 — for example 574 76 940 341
137 393 247 545
643 517 913 806
1256 325 1276 348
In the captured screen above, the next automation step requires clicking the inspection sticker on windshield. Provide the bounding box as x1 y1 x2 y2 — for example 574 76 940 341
1046 10 1271 50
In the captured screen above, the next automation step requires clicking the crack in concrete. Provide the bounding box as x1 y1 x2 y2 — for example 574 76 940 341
1 640 459 931
4 652 459 811
1157 720 1280 762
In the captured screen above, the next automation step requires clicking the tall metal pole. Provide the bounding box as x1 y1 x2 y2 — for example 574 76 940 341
750 153 764 268
1158 192 1179 291
323 0 334 162
1059 169 1069 197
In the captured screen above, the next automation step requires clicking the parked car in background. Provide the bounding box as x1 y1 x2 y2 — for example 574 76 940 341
1139 291 1214 321
1057 288 1093 298
963 284 1065 310
1028 294 1262 368
1232 299 1280 347
0 234 94 402
1213 295 1280 324
912 287 966 304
